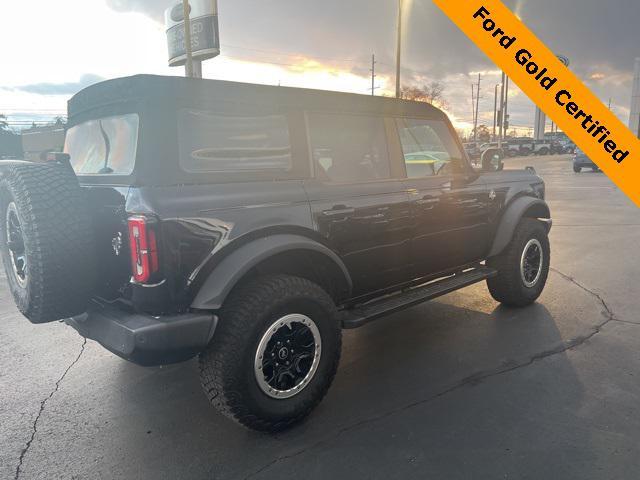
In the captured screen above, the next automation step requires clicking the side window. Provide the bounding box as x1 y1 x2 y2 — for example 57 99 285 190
396 118 465 178
307 113 390 183
178 109 292 173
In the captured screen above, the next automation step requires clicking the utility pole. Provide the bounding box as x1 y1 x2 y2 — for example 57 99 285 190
182 0 194 78
395 0 403 98
471 84 477 142
473 74 481 144
503 75 510 139
370 54 377 96
498 72 506 147
493 83 500 141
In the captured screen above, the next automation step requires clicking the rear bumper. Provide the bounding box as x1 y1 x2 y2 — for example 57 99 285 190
66 301 217 366
574 156 596 167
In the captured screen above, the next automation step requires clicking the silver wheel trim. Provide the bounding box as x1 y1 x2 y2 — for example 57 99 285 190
520 238 543 288
254 314 322 400
6 202 27 288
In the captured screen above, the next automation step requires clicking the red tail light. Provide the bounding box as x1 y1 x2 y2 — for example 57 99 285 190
128 216 159 283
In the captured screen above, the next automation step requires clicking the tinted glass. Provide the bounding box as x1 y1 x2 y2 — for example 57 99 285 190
65 114 139 175
396 118 465 178
308 113 390 183
179 110 292 172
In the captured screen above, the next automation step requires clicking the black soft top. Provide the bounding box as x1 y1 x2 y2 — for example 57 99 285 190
67 75 457 186
68 74 448 124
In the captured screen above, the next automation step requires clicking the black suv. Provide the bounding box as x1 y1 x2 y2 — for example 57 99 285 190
0 75 551 431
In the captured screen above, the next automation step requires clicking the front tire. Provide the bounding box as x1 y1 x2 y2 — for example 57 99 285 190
487 218 550 307
573 165 581 173
199 274 341 432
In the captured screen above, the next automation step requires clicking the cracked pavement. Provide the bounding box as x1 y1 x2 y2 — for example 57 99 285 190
2 155 640 479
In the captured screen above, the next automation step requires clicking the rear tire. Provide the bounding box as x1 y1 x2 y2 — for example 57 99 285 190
487 218 550 307
0 163 94 323
199 274 341 432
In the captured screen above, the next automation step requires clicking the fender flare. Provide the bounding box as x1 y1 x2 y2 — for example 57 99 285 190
488 197 551 258
190 234 353 311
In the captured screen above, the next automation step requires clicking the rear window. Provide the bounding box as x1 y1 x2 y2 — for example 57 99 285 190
64 114 139 175
179 110 292 173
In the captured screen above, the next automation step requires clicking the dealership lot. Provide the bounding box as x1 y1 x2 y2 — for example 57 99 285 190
2 154 640 480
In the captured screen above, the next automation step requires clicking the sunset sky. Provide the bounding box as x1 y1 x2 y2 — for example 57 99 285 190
0 0 638 134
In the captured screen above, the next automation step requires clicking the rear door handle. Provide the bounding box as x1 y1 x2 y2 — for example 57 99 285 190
322 207 355 218
416 197 439 205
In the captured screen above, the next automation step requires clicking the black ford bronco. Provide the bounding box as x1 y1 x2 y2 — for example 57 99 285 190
0 75 551 431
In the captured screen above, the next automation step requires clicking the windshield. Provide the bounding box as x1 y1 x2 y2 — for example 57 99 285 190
64 114 139 175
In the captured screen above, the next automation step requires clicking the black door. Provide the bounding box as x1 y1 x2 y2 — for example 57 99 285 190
394 117 490 278
304 112 412 296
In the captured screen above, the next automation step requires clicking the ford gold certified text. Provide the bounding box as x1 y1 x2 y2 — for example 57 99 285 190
473 6 629 163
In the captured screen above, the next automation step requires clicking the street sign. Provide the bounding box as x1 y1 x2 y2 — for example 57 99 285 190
165 0 220 67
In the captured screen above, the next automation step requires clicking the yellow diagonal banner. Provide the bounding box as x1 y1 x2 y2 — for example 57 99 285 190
433 0 640 207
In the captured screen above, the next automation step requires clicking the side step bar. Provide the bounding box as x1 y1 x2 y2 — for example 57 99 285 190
340 266 497 329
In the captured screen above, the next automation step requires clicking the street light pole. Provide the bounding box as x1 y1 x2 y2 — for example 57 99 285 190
183 0 194 78
493 84 500 141
498 72 505 148
395 0 403 98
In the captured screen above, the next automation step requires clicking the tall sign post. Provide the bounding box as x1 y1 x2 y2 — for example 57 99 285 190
166 0 220 78
182 0 194 77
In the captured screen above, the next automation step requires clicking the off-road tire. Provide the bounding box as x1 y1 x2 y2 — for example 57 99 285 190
0 163 94 323
487 218 550 307
199 274 341 432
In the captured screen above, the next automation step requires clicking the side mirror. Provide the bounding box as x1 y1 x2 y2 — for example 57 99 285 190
481 148 505 172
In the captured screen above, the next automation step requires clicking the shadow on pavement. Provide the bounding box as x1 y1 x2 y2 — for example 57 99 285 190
102 292 592 479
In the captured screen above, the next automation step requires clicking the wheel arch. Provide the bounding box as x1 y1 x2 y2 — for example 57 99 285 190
190 234 353 311
488 196 551 258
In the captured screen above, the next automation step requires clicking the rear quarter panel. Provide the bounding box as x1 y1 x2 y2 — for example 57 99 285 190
160 180 314 308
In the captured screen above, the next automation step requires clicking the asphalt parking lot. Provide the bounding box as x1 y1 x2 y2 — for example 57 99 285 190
2 154 640 480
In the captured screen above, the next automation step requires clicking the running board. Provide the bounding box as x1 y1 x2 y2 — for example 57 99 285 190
340 266 497 329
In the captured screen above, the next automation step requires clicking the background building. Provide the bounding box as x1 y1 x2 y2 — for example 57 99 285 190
21 123 65 162
630 58 640 137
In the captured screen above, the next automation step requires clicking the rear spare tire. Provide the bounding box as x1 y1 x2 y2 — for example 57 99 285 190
0 162 94 323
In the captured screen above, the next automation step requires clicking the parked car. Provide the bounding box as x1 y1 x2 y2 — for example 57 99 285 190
573 147 599 172
505 138 535 156
0 75 552 431
463 141 481 159
563 141 577 154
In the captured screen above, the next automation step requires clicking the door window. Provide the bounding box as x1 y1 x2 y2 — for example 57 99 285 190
396 118 465 178
308 113 390 183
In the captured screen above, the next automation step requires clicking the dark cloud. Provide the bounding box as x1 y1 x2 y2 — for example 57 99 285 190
105 0 639 127
105 0 640 75
15 74 104 96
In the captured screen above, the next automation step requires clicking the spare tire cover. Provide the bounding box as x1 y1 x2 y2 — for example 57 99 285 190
0 162 95 323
